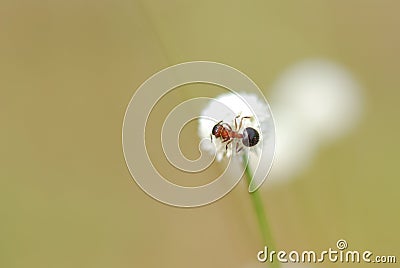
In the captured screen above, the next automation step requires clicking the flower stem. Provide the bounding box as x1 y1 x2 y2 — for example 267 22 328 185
243 154 280 268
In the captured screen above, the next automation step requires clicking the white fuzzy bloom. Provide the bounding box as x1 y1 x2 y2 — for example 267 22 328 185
198 92 275 192
198 92 270 161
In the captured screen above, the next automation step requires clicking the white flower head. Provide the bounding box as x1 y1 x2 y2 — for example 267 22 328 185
198 92 275 192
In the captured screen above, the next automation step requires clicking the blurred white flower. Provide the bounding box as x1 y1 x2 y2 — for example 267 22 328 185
269 59 363 183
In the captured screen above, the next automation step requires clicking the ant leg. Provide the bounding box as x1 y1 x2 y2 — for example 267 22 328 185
234 114 241 130
237 144 244 153
210 134 213 142
225 140 232 150
236 143 244 153
239 116 252 130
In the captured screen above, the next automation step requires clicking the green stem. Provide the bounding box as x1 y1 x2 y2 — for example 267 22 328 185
243 154 280 268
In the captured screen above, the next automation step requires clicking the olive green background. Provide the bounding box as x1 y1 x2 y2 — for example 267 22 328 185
1 1 399 267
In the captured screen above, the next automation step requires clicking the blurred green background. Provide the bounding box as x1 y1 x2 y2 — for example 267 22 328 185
1 1 399 267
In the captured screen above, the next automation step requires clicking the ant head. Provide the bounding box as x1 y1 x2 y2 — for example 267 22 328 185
242 127 260 147
212 121 223 136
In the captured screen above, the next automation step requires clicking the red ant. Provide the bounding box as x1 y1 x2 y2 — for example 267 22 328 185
210 115 260 152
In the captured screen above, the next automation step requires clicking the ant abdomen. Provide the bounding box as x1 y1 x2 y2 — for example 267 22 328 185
242 127 259 147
